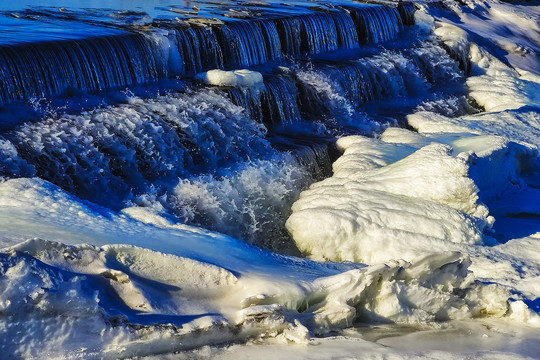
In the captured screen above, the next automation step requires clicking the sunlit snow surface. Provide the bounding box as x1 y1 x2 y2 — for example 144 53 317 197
1 0 540 359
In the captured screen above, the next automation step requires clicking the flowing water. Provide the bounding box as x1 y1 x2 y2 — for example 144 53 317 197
0 0 472 250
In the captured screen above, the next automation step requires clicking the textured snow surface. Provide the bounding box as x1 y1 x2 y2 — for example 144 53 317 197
287 138 491 263
1 178 536 358
286 129 537 261
162 323 540 360
428 0 540 75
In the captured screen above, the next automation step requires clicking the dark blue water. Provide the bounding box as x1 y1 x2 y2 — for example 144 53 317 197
0 1 415 106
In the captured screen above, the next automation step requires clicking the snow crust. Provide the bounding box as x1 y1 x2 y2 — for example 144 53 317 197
429 0 540 75
286 131 521 263
286 9 540 354
288 0 540 258
287 103 537 263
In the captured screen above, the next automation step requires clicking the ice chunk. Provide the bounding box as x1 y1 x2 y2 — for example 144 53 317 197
287 119 539 263
195 69 263 88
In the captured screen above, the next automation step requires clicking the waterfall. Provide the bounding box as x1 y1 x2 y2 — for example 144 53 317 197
0 3 415 107
348 5 403 44
170 26 224 75
2 89 271 207
0 34 164 105
276 12 339 55
292 42 464 128
222 74 300 127
397 2 417 26
0 1 432 204
216 20 282 68
260 75 302 126
0 2 482 253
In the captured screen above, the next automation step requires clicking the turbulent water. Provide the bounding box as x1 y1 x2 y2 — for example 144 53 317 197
0 0 464 248
0 0 539 359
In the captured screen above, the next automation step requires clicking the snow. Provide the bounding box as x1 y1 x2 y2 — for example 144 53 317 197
195 69 264 88
286 136 497 264
286 9 540 355
202 321 540 360
429 0 540 75
1 0 540 358
1 177 535 358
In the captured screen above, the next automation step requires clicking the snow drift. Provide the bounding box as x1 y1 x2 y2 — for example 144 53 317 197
0 178 532 358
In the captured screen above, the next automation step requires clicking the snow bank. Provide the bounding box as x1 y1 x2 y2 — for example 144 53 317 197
287 125 537 272
287 115 538 268
0 240 517 358
286 133 498 264
409 108 540 148
382 127 536 204
195 69 263 88
432 14 540 113
285 129 540 339
407 19 540 201
429 0 540 75
467 47 540 112
0 178 529 358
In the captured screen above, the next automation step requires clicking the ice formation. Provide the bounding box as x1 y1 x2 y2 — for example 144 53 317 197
0 0 539 358
286 7 540 352
195 69 264 88
0 178 527 357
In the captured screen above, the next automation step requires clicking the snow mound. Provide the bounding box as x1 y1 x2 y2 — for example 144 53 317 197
433 14 540 113
308 252 511 331
0 239 519 358
408 24 539 202
287 117 539 264
382 127 536 204
409 109 540 149
287 135 493 264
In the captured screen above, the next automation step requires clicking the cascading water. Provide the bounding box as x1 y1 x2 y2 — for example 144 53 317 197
347 5 404 44
169 26 224 75
1 89 271 206
0 33 164 105
216 19 282 68
0 1 470 250
397 1 417 26
0 2 413 107
276 11 345 55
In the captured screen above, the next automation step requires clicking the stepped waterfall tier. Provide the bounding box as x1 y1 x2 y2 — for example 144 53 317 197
0 3 411 105
0 0 539 358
